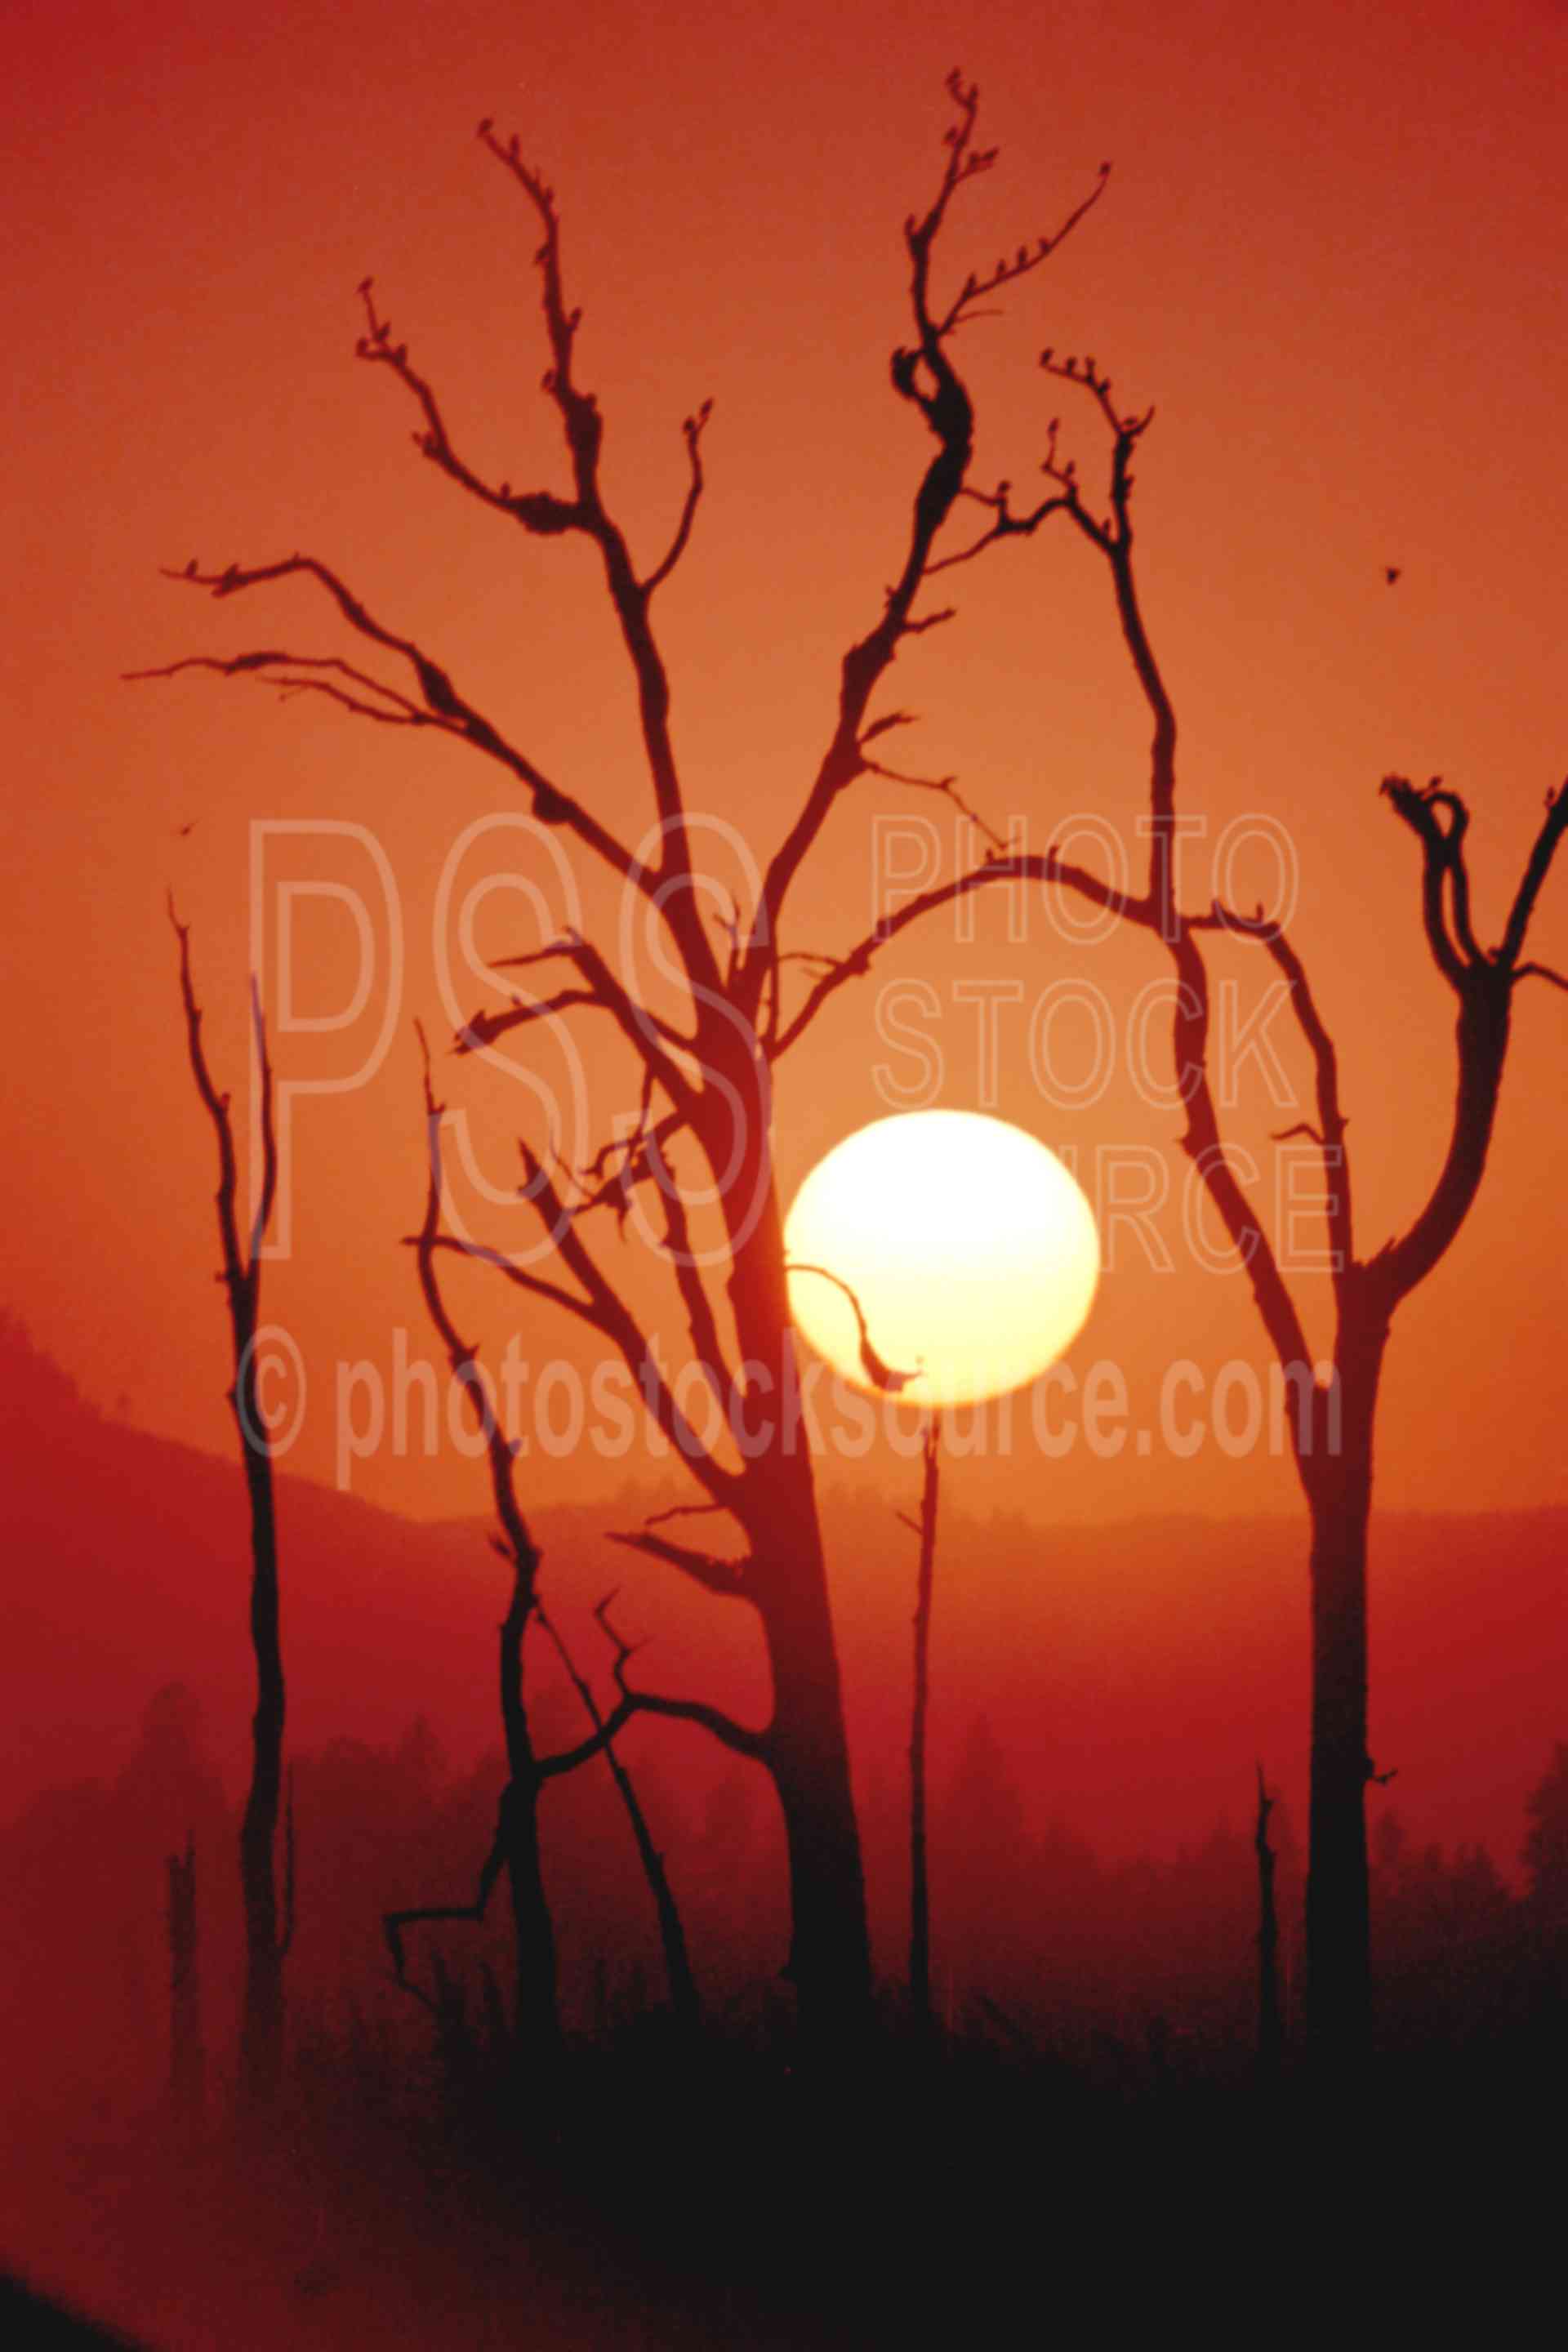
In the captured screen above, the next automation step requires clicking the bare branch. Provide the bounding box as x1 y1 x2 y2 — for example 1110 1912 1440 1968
593 1594 768 1760
860 710 920 746
247 973 278 1277
768 843 1138 1058
454 987 602 1054
924 479 1077 574
606 1526 751 1601
473 122 720 991
644 1499 731 1530
130 648 430 723
1166 934 1316 1379
642 400 714 597
1258 924 1353 1282
746 74 1018 980
1497 778 1568 971
1368 779 1567 1306
412 1038 543 1624
533 1598 701 2021
1370 976 1510 1308
492 932 696 1054
383 1788 512 1984
934 151 1111 337
1190 907 1356 1291
563 1101 685 1226
133 556 646 889
1380 775 1470 991
417 1230 604 1330
640 1130 741 1411
452 931 699 1117
354 274 589 539
168 896 247 1311
858 755 1009 852
429 1138 742 1510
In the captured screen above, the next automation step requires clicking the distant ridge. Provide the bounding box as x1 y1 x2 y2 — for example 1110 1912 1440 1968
3 1313 1563 1870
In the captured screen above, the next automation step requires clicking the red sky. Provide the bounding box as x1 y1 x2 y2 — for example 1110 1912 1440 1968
4 0 1566 1533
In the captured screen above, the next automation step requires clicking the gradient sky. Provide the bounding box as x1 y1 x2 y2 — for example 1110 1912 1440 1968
5 0 1566 1532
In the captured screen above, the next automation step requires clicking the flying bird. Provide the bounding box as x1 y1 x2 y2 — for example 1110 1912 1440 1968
174 819 198 838
1385 565 1401 585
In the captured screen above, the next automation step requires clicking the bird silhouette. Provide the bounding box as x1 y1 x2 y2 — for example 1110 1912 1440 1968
1385 565 1401 585
174 819 198 838
786 1261 923 1393
858 1334 923 1394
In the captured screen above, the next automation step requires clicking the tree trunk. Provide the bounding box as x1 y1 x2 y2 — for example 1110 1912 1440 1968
491 1548 563 2068
1303 1306 1387 2066
752 1492 873 2045
720 1102 873 2045
909 1417 940 2032
235 1365 285 2111
172 924 288 2116
498 1772 559 2066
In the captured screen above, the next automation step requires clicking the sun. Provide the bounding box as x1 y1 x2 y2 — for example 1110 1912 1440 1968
783 1111 1099 1407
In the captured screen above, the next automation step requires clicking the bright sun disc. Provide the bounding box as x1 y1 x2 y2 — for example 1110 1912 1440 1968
784 1111 1099 1406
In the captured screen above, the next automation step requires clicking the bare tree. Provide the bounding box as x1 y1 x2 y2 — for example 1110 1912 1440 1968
897 1416 942 2034
383 1045 698 2058
778 341 1568 2067
170 905 292 2108
540 1594 702 2037
135 81 1110 2047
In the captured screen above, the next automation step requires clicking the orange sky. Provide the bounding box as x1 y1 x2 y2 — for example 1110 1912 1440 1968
5 0 1566 1532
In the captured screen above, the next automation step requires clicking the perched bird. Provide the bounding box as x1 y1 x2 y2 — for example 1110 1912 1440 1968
858 1334 923 1395
787 1260 923 1394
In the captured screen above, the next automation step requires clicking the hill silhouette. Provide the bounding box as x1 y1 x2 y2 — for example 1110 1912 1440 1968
5 1309 1561 1882
4 1310 1565 2345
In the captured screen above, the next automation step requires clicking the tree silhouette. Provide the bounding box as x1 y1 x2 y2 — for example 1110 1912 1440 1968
782 367 1568 2068
382 1044 697 2061
1523 1742 1568 1936
897 1414 942 2034
170 906 292 2108
133 79 1111 2046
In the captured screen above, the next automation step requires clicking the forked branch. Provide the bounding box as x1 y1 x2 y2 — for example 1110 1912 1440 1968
745 78 1111 992
591 1594 768 1762
132 555 643 886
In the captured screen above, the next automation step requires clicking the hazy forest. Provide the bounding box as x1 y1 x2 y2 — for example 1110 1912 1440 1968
7 1311 1568 2339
